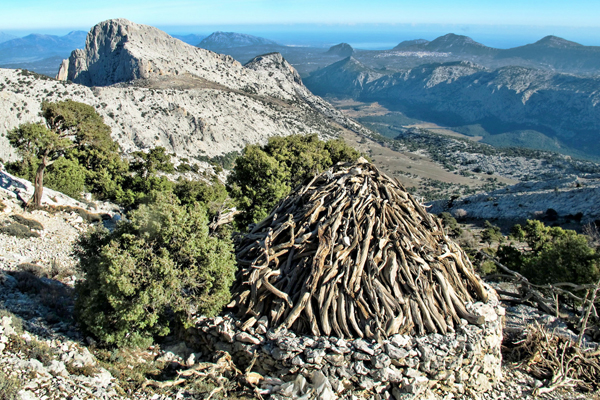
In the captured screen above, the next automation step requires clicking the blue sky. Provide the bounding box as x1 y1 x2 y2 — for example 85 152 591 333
2 0 600 48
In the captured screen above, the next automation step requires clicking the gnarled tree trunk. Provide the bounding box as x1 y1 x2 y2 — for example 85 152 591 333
29 154 49 208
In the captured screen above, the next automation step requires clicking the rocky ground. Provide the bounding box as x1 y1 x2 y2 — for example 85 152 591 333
0 191 598 400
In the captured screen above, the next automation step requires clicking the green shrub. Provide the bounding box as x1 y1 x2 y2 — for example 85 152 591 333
74 193 237 347
227 134 361 229
498 220 600 285
438 212 462 237
173 177 228 214
481 220 503 245
478 260 497 276
0 370 22 400
0 222 39 238
44 157 87 199
10 215 43 231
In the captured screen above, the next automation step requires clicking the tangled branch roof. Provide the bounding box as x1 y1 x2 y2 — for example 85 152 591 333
229 159 489 339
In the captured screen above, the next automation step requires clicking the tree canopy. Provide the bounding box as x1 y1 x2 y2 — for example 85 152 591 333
74 193 237 347
227 134 362 229
7 100 126 206
497 220 600 285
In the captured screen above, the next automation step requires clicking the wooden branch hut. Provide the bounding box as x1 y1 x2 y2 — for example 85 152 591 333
229 159 489 340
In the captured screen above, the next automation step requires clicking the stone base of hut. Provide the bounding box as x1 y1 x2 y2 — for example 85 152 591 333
187 288 503 398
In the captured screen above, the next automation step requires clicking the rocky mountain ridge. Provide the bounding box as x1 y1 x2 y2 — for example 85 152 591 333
1 19 370 161
428 174 600 223
305 57 600 159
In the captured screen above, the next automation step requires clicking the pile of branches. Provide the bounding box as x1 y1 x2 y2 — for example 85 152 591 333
505 324 600 394
479 252 600 344
229 160 489 339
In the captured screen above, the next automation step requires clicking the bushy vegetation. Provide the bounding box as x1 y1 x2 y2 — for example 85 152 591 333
497 220 600 285
481 220 504 246
6 100 127 205
227 134 362 229
438 212 462 237
74 193 236 347
0 222 40 238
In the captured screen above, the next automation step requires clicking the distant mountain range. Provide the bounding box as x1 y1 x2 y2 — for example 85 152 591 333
387 33 600 75
0 31 87 77
305 57 600 159
198 32 278 50
0 31 86 63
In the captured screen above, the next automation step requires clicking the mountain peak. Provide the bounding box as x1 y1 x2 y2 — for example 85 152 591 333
245 52 302 85
534 35 582 48
432 33 482 46
326 43 354 57
424 33 497 56
198 31 277 49
393 39 429 50
64 19 241 86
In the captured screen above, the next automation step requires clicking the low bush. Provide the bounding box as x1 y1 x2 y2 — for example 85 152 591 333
10 215 44 231
17 263 47 278
0 370 22 400
74 193 237 347
498 220 600 285
0 222 40 238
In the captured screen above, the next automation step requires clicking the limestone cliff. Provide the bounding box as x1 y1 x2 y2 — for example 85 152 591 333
2 19 371 161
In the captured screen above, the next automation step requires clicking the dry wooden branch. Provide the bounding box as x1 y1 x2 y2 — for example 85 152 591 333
230 160 489 338
480 251 600 332
506 323 600 394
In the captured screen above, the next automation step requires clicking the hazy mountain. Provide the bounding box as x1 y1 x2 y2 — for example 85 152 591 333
385 33 600 75
496 35 600 74
0 31 86 64
1 19 369 162
392 39 429 50
198 31 278 50
395 33 499 57
326 43 354 57
172 33 206 46
305 57 600 159
0 31 16 44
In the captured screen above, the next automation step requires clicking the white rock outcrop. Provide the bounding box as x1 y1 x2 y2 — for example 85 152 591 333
428 174 600 222
1 20 369 161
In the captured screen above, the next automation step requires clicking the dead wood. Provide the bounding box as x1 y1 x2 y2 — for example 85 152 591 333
230 159 489 338
505 323 600 394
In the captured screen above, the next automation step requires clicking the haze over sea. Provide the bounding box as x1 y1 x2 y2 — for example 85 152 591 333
3 0 600 49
